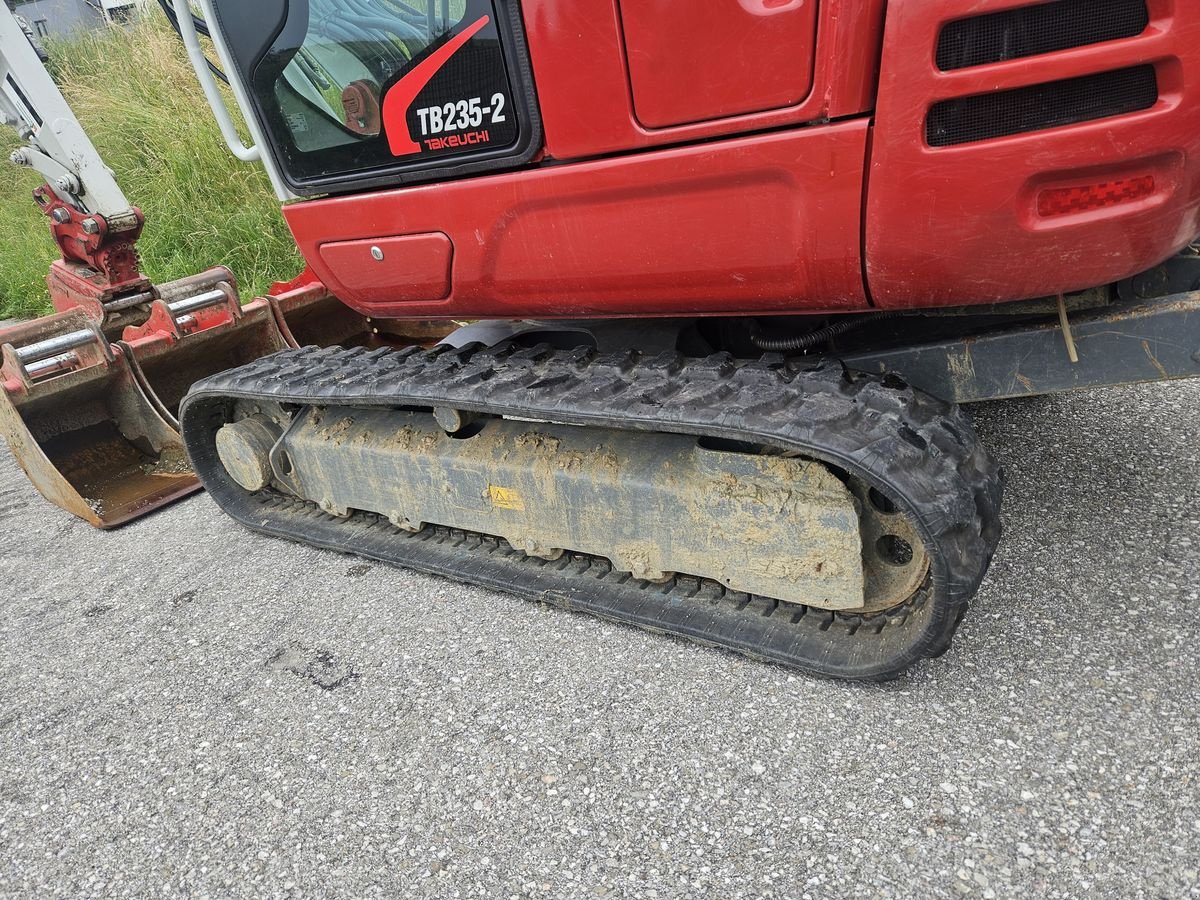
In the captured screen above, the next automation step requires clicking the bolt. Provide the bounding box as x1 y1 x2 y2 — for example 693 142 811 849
370 246 384 261
55 175 75 193
51 208 71 224
81 218 100 235
9 149 28 166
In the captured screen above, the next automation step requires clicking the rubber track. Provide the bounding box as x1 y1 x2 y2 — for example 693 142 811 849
180 343 1004 680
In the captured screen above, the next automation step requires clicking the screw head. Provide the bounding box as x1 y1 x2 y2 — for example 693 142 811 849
81 218 100 235
370 246 384 261
50 208 71 224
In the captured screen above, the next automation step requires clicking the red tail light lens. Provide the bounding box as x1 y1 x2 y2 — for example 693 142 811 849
1037 175 1156 217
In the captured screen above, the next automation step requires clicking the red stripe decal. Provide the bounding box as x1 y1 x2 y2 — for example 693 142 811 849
382 15 491 157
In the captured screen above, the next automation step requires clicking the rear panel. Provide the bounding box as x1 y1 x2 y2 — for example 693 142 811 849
269 0 887 318
866 0 1200 308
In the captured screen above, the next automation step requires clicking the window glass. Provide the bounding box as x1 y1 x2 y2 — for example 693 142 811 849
252 0 516 184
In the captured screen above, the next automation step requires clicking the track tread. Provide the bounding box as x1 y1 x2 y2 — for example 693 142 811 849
180 343 1004 680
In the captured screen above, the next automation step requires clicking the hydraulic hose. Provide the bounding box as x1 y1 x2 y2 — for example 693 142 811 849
751 313 891 353
154 0 228 84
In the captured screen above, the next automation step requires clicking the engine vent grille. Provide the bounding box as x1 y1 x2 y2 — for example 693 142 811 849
926 65 1157 148
937 0 1150 71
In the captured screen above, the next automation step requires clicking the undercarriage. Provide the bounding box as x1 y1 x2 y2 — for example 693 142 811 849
181 342 1003 680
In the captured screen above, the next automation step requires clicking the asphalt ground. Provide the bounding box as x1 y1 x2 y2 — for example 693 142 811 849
0 380 1198 899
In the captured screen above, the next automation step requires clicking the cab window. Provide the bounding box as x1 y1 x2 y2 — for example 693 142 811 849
275 0 469 153
246 0 521 187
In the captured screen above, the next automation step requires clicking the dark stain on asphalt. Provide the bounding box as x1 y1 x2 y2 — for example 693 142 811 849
266 642 360 691
0 781 31 805
0 487 23 518
345 564 373 577
171 590 198 607
82 603 114 619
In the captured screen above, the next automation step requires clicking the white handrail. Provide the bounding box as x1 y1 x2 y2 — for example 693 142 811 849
171 0 259 162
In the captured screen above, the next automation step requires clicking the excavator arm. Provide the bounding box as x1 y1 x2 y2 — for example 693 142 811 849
0 8 134 220
0 4 154 316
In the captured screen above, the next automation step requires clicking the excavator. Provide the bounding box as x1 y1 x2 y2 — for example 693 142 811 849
2 0 1199 679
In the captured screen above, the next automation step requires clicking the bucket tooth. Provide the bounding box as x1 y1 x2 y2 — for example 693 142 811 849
0 309 199 528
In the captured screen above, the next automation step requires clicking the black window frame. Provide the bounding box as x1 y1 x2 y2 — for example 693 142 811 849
210 0 542 197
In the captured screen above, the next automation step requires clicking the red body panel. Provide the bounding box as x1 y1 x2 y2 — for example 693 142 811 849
618 0 819 128
520 0 885 159
866 0 1200 307
318 234 454 305
284 0 1200 321
286 125 870 319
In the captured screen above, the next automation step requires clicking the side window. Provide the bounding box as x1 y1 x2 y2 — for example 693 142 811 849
275 1 469 151
247 0 526 188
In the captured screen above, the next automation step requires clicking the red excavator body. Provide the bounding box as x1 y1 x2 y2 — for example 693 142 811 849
269 0 1200 320
5 0 1200 677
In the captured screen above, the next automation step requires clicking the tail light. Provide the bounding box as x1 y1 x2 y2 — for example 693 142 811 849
1036 175 1157 217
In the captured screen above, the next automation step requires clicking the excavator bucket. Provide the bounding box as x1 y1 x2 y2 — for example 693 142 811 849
120 273 290 429
0 263 457 528
0 308 198 528
268 269 457 350
267 271 376 349
0 270 297 527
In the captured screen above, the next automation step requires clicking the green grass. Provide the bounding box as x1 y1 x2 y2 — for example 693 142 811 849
0 15 301 319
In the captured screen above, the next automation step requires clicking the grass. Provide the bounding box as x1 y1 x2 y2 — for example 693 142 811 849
0 15 301 319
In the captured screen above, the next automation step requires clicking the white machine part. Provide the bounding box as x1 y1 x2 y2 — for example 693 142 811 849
0 5 135 220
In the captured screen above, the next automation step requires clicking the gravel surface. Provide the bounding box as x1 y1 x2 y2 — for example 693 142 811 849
0 381 1197 899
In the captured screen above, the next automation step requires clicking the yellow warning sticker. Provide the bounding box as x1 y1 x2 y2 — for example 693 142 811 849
487 485 525 511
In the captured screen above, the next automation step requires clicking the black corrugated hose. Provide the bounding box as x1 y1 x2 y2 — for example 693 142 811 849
154 0 229 84
751 312 891 353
